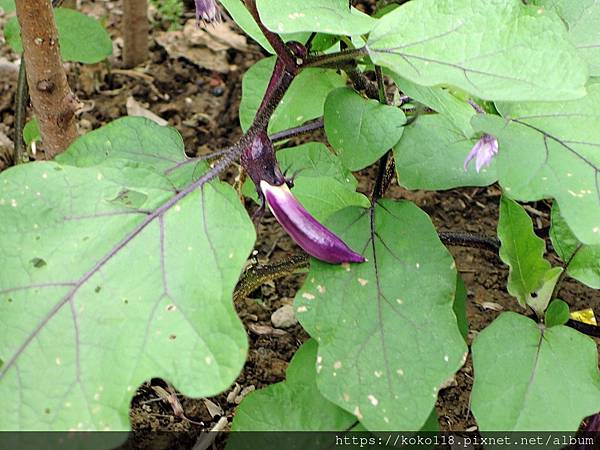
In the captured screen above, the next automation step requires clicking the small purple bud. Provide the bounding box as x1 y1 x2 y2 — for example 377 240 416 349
260 181 366 264
195 0 222 25
463 133 498 173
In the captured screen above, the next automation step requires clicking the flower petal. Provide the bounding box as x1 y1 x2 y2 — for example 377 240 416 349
260 181 365 264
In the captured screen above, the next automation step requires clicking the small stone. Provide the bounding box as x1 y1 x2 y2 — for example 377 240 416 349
271 305 297 328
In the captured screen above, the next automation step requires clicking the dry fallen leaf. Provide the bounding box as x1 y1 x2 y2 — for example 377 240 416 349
126 96 168 126
155 19 247 73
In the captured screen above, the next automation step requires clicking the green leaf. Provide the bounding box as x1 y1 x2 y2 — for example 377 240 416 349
0 0 15 13
295 200 467 431
220 0 309 53
537 0 600 76
23 118 40 147
391 74 475 138
240 57 345 134
256 0 377 35
473 82 600 246
0 118 255 430
393 114 497 190
454 275 468 342
497 196 551 307
550 204 600 289
545 299 570 327
324 88 406 171
471 312 600 431
5 9 112 63
229 340 356 437
367 0 588 101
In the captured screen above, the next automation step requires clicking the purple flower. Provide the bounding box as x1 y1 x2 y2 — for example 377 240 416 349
195 0 221 25
463 134 498 173
260 181 366 264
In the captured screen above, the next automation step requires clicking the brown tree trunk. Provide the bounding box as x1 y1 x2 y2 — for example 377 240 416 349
15 0 78 159
122 0 149 68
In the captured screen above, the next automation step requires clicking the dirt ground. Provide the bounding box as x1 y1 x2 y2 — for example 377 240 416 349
0 1 598 449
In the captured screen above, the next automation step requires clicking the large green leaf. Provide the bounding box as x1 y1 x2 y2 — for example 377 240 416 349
295 200 467 431
367 0 588 101
324 88 405 171
4 8 112 63
0 118 255 430
473 82 600 246
497 197 552 307
393 114 497 190
550 204 600 289
256 0 376 35
240 57 345 134
537 0 600 76
471 312 600 431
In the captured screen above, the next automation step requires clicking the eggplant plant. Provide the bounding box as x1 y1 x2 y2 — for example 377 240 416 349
1 0 600 443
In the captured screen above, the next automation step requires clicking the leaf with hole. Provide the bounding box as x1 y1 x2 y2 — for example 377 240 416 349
473 82 600 246
324 88 406 171
0 118 255 430
497 196 551 308
295 200 467 431
471 312 600 431
367 0 588 101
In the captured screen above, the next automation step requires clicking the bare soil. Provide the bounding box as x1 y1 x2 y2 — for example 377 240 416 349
0 2 597 449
